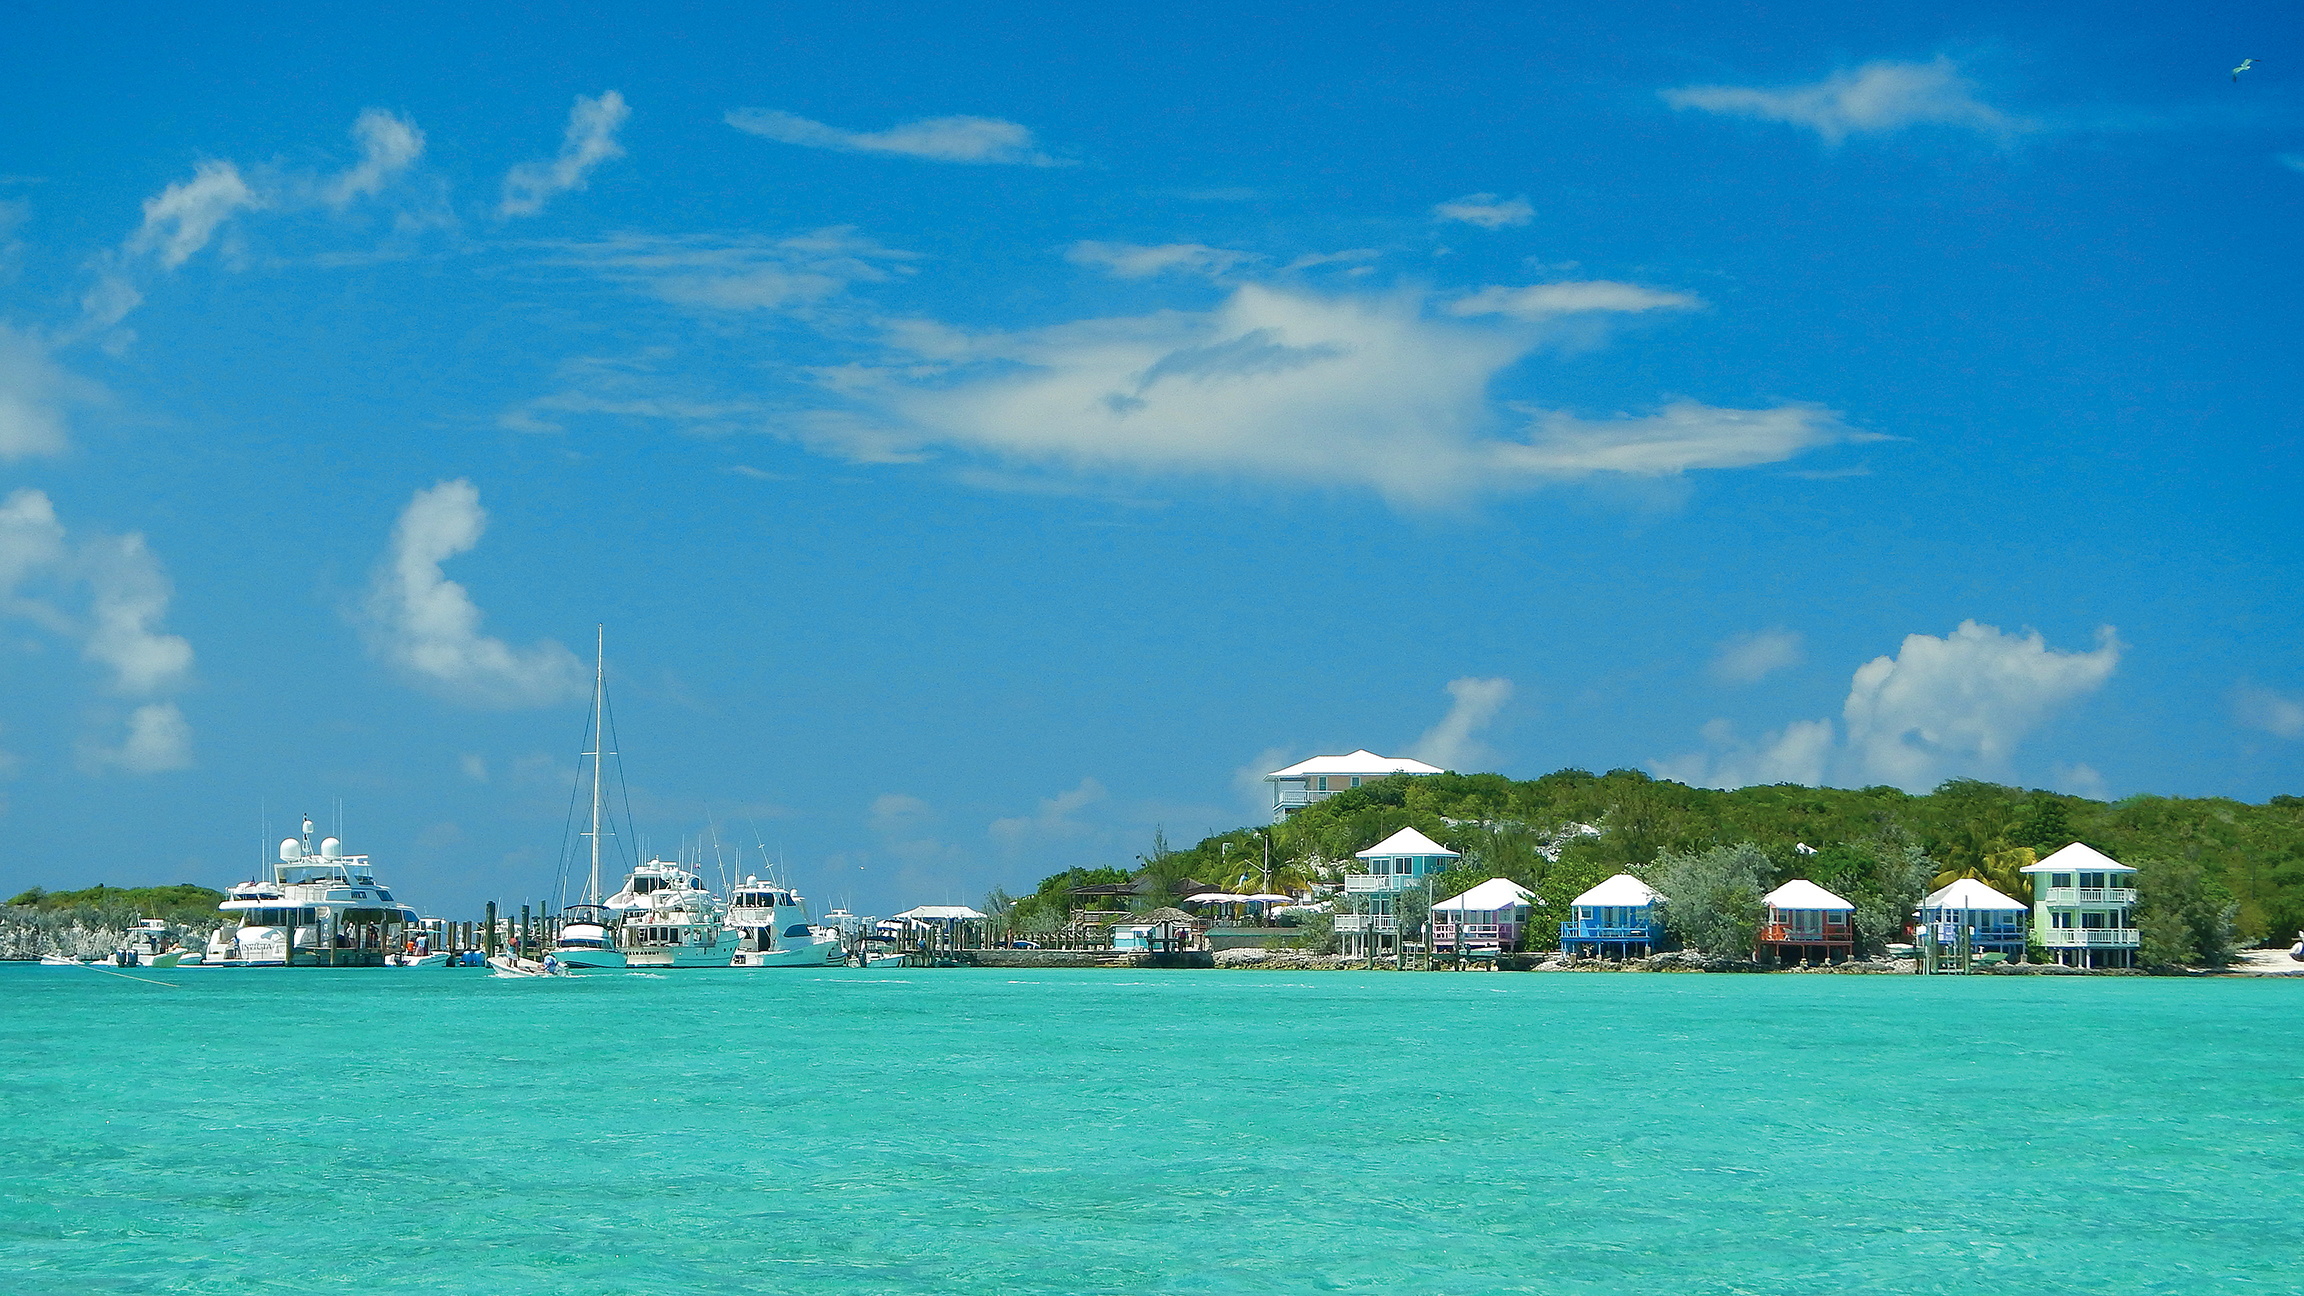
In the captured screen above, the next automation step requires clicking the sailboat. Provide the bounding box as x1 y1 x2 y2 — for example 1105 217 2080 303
550 627 629 971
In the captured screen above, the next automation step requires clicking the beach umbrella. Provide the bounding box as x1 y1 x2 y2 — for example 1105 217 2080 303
1244 893 1291 903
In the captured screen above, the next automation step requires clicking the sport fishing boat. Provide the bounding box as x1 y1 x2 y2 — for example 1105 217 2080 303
107 919 196 967
203 818 420 967
726 876 843 967
601 859 739 968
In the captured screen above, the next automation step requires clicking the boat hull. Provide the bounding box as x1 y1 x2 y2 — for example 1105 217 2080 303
622 932 742 968
552 947 629 971
731 937 844 968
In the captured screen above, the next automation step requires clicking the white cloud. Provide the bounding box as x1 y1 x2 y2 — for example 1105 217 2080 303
1500 401 1860 477
989 777 1108 849
553 228 916 311
364 479 585 707
826 284 1856 505
1710 628 1804 684
1843 621 2120 789
2232 682 2304 739
2052 762 2109 801
2280 154 2304 174
0 487 66 598
1653 716 1835 789
0 328 79 459
88 702 193 773
1662 57 2025 145
1066 241 1258 280
2 490 196 771
325 108 425 207
501 91 629 217
1432 194 1533 229
726 108 1064 166
1448 281 1700 320
459 752 490 782
1409 677 1514 770
127 160 260 268
79 532 194 694
1657 620 2119 792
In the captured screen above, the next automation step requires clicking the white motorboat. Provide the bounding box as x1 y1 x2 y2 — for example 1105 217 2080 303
39 953 83 966
107 918 193 968
726 876 844 967
203 818 421 967
603 860 740 968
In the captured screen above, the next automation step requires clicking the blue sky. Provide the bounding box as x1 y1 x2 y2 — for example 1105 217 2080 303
1 1 2297 916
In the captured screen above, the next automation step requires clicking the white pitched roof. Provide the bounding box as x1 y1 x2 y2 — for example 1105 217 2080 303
1922 878 2028 911
894 905 986 920
1266 749 1447 779
1570 873 1666 908
1355 826 1459 860
1764 879 1854 911
1434 878 1537 912
2020 842 2135 875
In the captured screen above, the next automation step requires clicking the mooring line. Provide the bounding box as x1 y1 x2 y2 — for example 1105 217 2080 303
61 961 184 988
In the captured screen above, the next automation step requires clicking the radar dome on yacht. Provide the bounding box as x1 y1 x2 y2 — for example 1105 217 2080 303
279 837 304 862
747 875 759 885
320 837 341 859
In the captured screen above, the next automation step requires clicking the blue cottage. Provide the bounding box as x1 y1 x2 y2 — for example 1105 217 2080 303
1560 873 1667 958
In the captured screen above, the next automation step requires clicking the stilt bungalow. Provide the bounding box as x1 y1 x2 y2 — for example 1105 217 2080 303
1559 873 1667 959
1335 826 1459 959
2020 842 2138 968
1756 880 1855 965
1917 877 2029 971
1432 878 1536 955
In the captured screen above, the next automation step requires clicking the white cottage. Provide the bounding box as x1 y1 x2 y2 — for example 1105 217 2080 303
1432 878 1537 955
1917 877 2030 969
1756 879 1855 965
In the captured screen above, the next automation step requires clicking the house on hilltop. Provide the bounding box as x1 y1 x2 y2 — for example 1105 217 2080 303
1264 750 1444 822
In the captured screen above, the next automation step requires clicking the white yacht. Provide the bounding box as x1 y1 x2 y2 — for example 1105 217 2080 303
601 859 739 969
204 819 420 967
727 876 844 967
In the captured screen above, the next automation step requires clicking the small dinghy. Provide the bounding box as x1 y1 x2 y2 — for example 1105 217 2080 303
2289 931 2303 963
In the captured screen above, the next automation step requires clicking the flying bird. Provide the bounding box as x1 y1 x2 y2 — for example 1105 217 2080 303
2232 58 2257 81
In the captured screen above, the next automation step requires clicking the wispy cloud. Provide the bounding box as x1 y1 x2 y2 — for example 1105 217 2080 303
324 108 425 208
726 108 1066 166
362 480 585 706
1432 193 1533 229
1709 628 1804 684
0 326 85 459
811 284 1859 505
501 91 629 217
1663 57 2027 145
1448 280 1700 320
2278 154 2304 174
549 228 917 312
1408 677 1514 770
1066 241 1258 280
2232 681 2304 739
127 160 261 268
1 488 197 772
988 778 1108 851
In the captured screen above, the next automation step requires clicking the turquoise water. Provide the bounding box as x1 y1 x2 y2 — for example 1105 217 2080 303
4 965 2300 1295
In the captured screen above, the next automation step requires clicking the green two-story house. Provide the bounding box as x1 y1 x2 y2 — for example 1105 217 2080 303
2020 842 2139 968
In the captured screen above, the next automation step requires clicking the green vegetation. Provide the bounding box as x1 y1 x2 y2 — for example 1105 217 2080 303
1010 767 2304 963
6 883 225 926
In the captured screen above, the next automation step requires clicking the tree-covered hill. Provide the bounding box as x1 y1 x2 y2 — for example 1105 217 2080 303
1011 769 2304 950
5 883 226 927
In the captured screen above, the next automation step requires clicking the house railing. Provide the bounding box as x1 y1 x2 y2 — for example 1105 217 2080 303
1344 874 1414 894
1559 922 1664 943
1758 921 1852 945
1273 789 1330 809
1334 914 1398 935
2043 928 2139 947
2043 887 2137 905
1433 922 1507 944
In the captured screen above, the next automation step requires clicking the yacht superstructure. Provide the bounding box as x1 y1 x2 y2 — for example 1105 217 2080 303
205 818 419 967
603 860 739 968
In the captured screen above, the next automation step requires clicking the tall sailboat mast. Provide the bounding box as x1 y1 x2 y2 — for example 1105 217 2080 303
586 624 606 906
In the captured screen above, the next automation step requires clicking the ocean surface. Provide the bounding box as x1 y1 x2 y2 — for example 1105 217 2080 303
3 963 2299 1295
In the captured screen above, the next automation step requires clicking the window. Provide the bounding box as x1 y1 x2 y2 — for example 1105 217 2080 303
1350 777 1361 787
2051 873 2073 889
2053 911 2075 928
1316 777 1328 791
2081 912 2109 929
2080 872 2105 889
